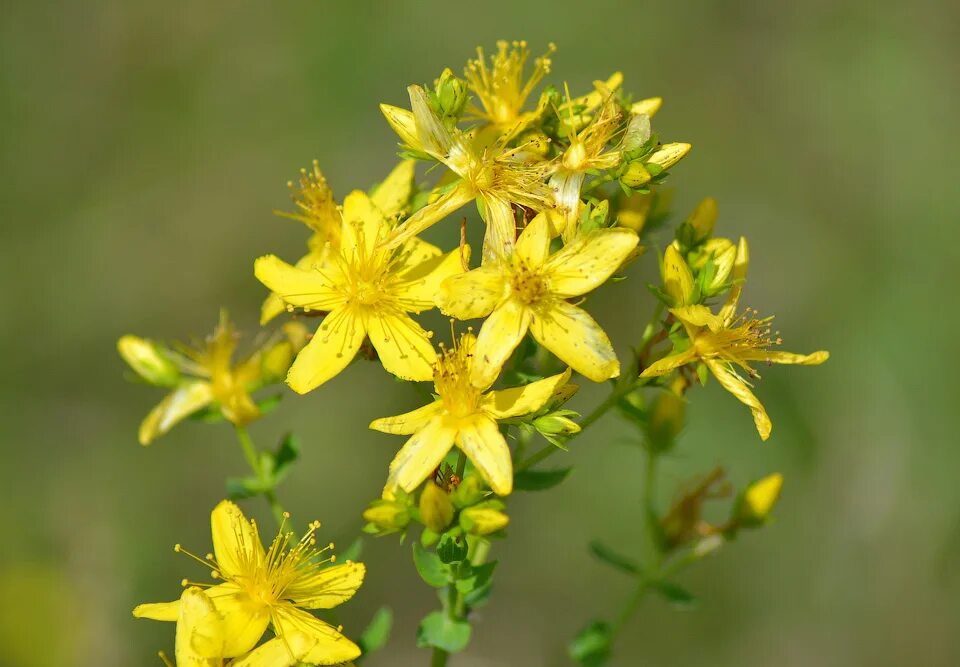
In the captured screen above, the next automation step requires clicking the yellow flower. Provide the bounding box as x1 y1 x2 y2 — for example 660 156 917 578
254 189 465 393
437 211 639 387
641 238 829 440
119 312 298 445
135 501 365 666
379 85 553 261
741 472 784 522
261 160 416 324
370 333 571 496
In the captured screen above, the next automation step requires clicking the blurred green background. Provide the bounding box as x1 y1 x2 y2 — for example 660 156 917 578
3 1 958 665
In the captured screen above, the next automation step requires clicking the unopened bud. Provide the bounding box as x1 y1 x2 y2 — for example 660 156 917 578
646 142 691 171
117 335 180 386
621 113 652 153
616 192 653 233
733 473 784 528
620 161 651 188
282 321 310 353
687 197 717 243
460 502 509 536
419 481 454 533
647 390 685 453
630 96 663 118
435 68 468 118
362 500 410 533
261 340 294 384
452 474 485 509
533 409 581 438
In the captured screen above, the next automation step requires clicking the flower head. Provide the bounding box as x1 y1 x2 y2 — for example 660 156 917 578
119 312 303 445
437 211 639 387
641 239 828 440
370 332 572 496
255 188 466 393
135 501 364 666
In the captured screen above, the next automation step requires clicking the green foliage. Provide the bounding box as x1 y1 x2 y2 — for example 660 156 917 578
357 606 393 655
412 543 449 588
589 540 641 575
568 621 612 667
417 611 471 653
225 432 300 500
513 467 573 491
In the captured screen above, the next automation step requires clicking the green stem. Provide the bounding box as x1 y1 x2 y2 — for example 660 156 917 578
234 425 289 533
430 648 449 667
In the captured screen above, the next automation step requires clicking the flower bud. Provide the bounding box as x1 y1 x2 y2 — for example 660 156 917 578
621 113 652 153
646 142 691 171
363 499 410 533
662 244 695 306
435 68 468 118
687 196 717 243
616 192 653 233
460 502 509 536
620 161 651 188
261 340 294 384
533 409 581 438
282 321 310 353
647 390 685 453
630 96 663 118
117 335 180 386
419 481 454 533
733 473 784 528
452 474 485 509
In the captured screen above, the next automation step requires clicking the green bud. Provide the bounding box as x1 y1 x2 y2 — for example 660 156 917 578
460 502 509 536
419 482 454 533
687 196 717 243
621 113 652 152
533 409 581 438
117 335 180 386
362 500 410 533
647 390 685 453
733 473 784 528
434 68 468 118
620 161 651 188
646 142 691 171
452 474 485 508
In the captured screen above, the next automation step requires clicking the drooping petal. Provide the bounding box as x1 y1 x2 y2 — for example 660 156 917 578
382 182 474 250
662 244 695 306
543 228 639 298
639 347 697 378
286 307 366 394
369 400 444 435
204 583 270 657
380 103 421 152
286 561 366 610
138 381 214 445
455 414 513 496
514 210 553 268
529 300 619 382
740 350 830 366
437 266 506 320
254 255 345 313
396 247 470 312
408 84 453 156
371 160 415 217
471 297 532 389
384 417 457 495
133 599 180 621
706 359 772 441
340 190 387 260
210 501 265 582
272 605 361 666
175 588 224 666
718 237 749 324
365 310 435 382
481 369 572 419
548 171 585 239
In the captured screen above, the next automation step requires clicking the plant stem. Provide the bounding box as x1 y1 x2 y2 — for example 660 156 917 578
233 425 289 533
430 648 449 667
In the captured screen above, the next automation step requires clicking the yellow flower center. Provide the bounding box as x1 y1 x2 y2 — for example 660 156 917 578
510 265 548 305
694 308 780 373
434 334 482 418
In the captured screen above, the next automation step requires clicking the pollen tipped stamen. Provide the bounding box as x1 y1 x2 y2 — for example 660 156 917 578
174 543 220 571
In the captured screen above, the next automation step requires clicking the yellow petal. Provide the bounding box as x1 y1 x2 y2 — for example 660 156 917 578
393 237 442 276
286 307 365 393
340 190 387 260
639 347 697 378
210 501 265 581
366 310 435 382
254 255 345 313
175 588 224 666
662 244 695 306
202 584 270 658
260 248 332 324
470 297 532 389
543 228 639 298
479 194 517 263
647 142 691 170
272 605 361 666
482 369 572 419
380 103 421 151
371 160 415 217
285 561 366 610
529 300 619 382
744 473 784 519
230 635 317 667
671 305 724 331
706 359 772 440
548 172 585 239
382 182 474 250
742 350 830 365
438 266 506 320
384 417 457 495
133 599 180 621
719 237 749 323
138 381 214 445
408 84 453 156
455 415 513 496
630 96 663 117
370 400 444 435
396 247 470 312
514 210 552 268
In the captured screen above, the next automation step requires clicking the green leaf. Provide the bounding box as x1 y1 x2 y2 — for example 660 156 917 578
436 533 468 564
513 467 572 491
412 543 448 588
256 393 283 415
588 540 640 575
653 581 698 609
416 611 471 653
568 620 611 666
272 432 300 478
455 561 496 595
358 606 392 654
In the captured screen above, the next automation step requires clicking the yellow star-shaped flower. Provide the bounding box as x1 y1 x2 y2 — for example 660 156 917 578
135 501 364 666
255 189 465 393
437 211 639 387
370 333 572 496
641 239 829 440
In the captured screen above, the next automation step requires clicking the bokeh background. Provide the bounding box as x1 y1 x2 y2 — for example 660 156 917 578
3 1 959 665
